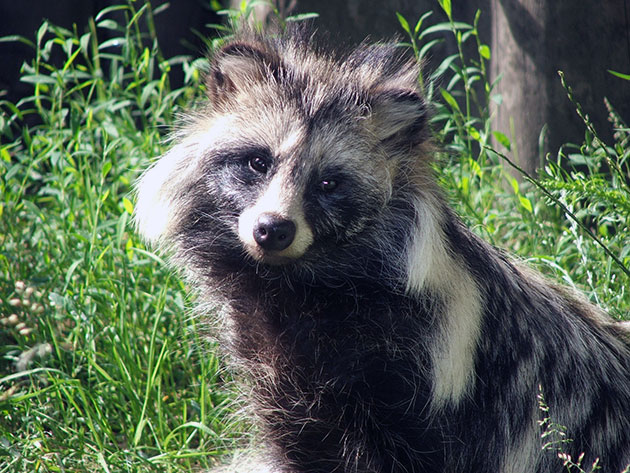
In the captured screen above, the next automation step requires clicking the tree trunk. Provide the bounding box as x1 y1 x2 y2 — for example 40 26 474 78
491 0 630 175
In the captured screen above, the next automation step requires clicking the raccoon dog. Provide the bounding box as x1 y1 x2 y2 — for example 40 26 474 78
135 28 630 473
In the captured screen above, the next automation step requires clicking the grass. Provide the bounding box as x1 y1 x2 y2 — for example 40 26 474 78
1 1 629 472
0 3 238 471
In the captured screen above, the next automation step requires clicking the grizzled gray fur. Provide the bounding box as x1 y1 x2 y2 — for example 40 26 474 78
135 27 630 473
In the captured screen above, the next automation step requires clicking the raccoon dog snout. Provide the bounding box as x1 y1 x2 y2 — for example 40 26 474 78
253 213 296 251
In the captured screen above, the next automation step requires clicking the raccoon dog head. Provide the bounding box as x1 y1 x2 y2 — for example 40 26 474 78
135 28 431 282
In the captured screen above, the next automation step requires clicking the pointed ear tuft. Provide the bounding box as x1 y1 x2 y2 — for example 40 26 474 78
369 88 428 145
206 41 279 105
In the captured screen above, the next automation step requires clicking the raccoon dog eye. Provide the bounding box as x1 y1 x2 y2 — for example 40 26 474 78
249 156 269 174
319 179 338 192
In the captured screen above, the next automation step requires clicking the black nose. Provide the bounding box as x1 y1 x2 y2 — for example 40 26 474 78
253 213 296 251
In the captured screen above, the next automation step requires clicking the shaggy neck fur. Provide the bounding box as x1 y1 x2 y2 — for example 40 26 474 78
198 188 486 472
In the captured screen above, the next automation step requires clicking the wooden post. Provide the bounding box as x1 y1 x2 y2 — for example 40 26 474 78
491 0 630 175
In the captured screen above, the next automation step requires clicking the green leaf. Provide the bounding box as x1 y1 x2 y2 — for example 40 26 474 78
97 20 120 31
128 4 149 29
461 175 469 194
65 258 83 286
102 161 112 179
1 147 10 163
608 70 630 81
20 74 57 85
440 88 461 113
430 53 458 81
468 127 481 141
62 47 82 72
101 188 110 202
422 22 472 37
519 195 533 213
79 32 91 55
438 0 452 19
509 176 519 195
479 44 491 60
125 236 134 260
140 81 158 107
95 4 129 22
122 197 134 215
285 13 319 22
414 11 433 35
474 9 482 28
462 30 474 43
36 21 49 47
468 158 482 178
396 12 411 35
0 35 35 48
492 131 511 150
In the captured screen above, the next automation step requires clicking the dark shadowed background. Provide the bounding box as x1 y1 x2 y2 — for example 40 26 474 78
2 0 629 174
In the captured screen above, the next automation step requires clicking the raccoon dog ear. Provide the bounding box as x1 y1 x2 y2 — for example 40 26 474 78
206 41 278 105
369 88 427 146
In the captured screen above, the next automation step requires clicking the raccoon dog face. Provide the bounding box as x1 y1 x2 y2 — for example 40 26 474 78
135 29 429 279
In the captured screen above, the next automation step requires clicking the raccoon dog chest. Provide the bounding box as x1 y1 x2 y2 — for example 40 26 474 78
135 28 630 473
